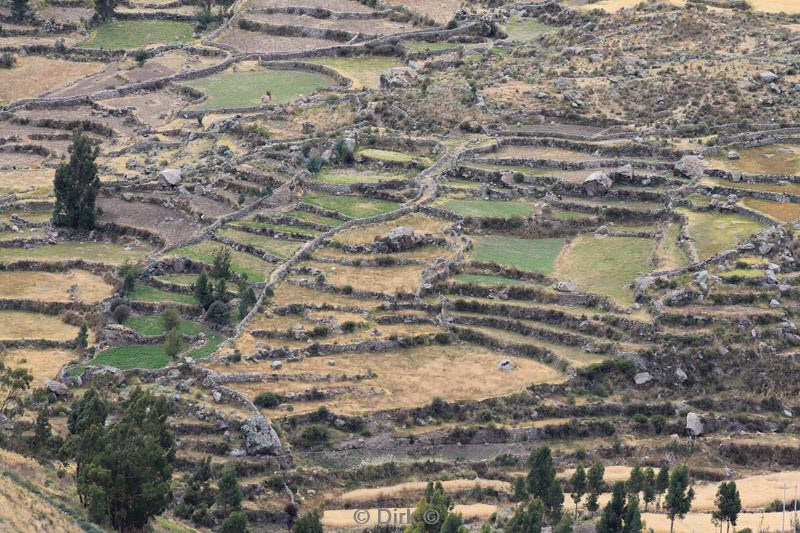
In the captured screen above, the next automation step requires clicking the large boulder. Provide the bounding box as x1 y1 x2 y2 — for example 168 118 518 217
158 169 182 187
374 226 421 252
44 379 69 397
674 155 708 179
379 67 419 90
583 171 613 196
686 412 703 436
101 324 144 347
241 414 283 456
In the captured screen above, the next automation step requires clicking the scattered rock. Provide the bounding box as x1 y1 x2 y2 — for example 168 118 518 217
241 414 283 455
555 280 578 293
674 155 708 179
583 171 613 196
379 67 420 89
634 372 652 385
158 168 182 187
44 379 68 396
686 412 703 436
497 359 514 372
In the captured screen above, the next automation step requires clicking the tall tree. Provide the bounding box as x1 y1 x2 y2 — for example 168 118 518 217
642 467 656 512
0 361 33 418
11 0 28 21
655 465 670 510
220 512 249 533
506 498 544 533
586 462 605 516
217 463 243 516
569 464 586 519
408 482 453 533
621 494 642 533
94 0 116 20
513 475 528 502
528 446 562 521
626 464 644 496
75 387 175 531
291 511 323 533
194 269 213 309
665 465 694 533
31 405 54 456
596 482 626 533
211 247 232 280
713 481 741 533
63 389 108 485
53 131 100 230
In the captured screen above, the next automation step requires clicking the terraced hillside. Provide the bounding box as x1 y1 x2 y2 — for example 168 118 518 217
3 0 800 531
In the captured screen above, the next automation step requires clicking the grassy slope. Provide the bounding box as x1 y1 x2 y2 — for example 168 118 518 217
184 70 334 109
302 191 399 219
82 20 195 49
471 236 565 274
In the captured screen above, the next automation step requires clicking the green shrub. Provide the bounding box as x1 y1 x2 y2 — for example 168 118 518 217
254 392 280 409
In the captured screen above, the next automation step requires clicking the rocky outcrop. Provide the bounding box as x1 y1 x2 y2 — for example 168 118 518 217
583 171 612 196
674 155 708 180
379 67 419 90
241 414 283 456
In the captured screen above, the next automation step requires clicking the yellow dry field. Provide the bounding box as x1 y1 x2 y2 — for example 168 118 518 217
300 261 425 294
267 283 384 309
333 213 449 245
690 471 800 511
227 344 563 414
0 169 55 194
749 0 800 13
383 0 461 24
315 245 456 261
558 465 632 484
642 511 787 533
0 311 78 341
0 56 106 103
0 474 85 533
0 270 114 303
338 479 511 503
322 503 496 528
569 0 685 11
1 348 77 385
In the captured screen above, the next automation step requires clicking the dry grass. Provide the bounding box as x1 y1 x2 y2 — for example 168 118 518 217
742 197 800 223
0 56 105 103
0 311 78 341
0 169 55 195
654 222 689 271
268 283 384 309
339 479 511 503
383 0 461 24
558 465 632 483
332 213 449 245
0 270 113 303
225 343 563 414
300 261 426 294
1 348 77 385
642 511 788 533
322 504 496 528
0 474 85 533
314 245 455 261
690 471 800 512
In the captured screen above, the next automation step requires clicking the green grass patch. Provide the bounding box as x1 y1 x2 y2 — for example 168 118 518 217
75 344 171 371
287 210 344 227
677 208 767 260
502 17 555 41
357 148 431 167
124 315 205 336
471 236 565 274
402 40 460 52
296 56 403 90
0 242 149 264
442 199 534 218
129 285 197 305
82 20 195 49
451 273 535 286
553 236 654 306
184 69 334 110
235 221 321 236
170 241 273 282
317 169 410 185
718 268 765 279
185 331 224 358
302 191 399 219
216 228 300 258
153 273 199 286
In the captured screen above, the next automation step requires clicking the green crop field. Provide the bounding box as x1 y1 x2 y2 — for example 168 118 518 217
296 56 403 90
287 210 345 226
216 229 301 258
317 169 410 185
502 17 555 41
302 191 399 219
128 285 197 305
82 20 196 49
74 344 171 371
553 236 655 305
471 236 566 274
124 315 206 336
0 242 150 264
170 241 273 282
357 149 431 167
677 208 766 260
184 69 335 110
451 273 537 287
442 199 535 218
